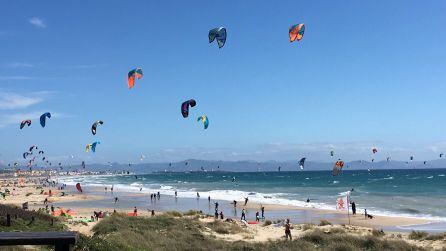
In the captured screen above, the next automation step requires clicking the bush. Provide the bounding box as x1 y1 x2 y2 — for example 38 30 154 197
263 220 272 226
372 229 385 237
206 220 244 235
425 232 446 241
183 210 201 216
319 219 332 226
409 231 428 240
302 223 315 231
165 211 182 217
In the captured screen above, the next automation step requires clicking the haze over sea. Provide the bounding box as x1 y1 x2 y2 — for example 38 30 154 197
60 168 446 223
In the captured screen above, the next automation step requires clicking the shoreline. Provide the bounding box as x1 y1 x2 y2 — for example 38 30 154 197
1 175 444 234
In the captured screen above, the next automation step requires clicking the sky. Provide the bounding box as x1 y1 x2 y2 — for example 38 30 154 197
0 0 446 165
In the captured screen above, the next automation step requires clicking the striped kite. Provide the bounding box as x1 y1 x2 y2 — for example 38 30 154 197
289 23 305 42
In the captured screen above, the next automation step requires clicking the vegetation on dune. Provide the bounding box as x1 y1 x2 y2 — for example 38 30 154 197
409 230 446 241
75 213 426 251
318 220 332 226
0 204 64 232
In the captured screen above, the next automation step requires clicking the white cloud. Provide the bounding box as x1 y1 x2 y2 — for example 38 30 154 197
29 17 46 28
5 63 34 68
0 92 44 110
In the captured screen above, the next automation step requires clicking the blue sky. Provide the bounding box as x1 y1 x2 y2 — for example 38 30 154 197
0 0 446 165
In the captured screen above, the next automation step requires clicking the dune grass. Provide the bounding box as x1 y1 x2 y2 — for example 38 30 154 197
75 213 426 251
0 204 64 232
409 230 446 241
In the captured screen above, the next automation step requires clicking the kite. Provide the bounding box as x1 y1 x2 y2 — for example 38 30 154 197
23 152 30 159
39 112 51 127
209 27 227 48
298 158 306 170
91 120 104 135
197 115 209 129
127 67 143 89
330 151 334 157
20 120 31 129
289 23 305 42
410 156 414 161
29 145 38 152
440 153 444 158
372 148 377 154
332 160 344 176
181 99 196 118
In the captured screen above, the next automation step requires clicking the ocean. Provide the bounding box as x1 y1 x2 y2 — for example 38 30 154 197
59 168 446 223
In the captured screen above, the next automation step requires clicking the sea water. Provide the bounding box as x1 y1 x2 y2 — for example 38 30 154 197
59 169 446 223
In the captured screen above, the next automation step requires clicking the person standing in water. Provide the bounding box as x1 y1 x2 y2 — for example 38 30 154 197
244 197 248 206
197 192 200 198
261 206 265 219
233 200 237 208
241 208 246 221
255 212 260 222
175 190 177 197
214 201 219 211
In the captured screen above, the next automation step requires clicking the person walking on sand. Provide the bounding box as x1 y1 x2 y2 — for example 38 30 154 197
241 208 246 221
351 201 356 215
134 207 138 216
244 197 248 206
284 219 292 240
255 212 260 222
364 209 367 219
261 206 265 218
233 200 237 208
220 211 224 220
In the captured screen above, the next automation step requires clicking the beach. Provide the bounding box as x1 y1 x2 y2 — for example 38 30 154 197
1 172 445 250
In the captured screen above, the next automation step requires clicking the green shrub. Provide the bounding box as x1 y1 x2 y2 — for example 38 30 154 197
183 210 201 216
409 231 428 240
372 229 385 237
263 220 272 226
165 211 182 217
302 223 315 231
319 219 332 226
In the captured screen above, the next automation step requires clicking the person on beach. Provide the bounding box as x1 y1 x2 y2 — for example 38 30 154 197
197 192 200 198
104 187 107 193
244 197 248 206
351 201 356 215
220 211 224 220
140 187 142 192
157 192 160 199
44 198 48 205
208 196 211 203
114 197 119 204
241 208 246 221
255 212 260 222
151 210 155 216
134 207 138 216
50 204 54 213
214 201 219 211
175 190 177 197
306 198 310 203
364 209 367 219
284 219 292 240
261 206 265 218
150 194 153 201
233 200 237 208
215 210 219 219
111 185 114 192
